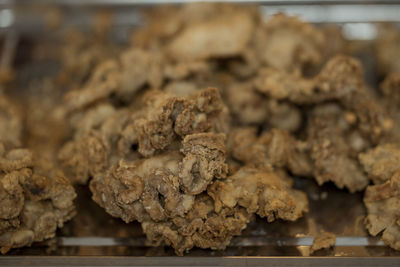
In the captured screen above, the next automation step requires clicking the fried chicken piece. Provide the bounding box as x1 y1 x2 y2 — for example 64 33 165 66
256 14 325 72
224 82 302 131
179 133 228 194
59 107 132 185
0 144 76 253
310 231 336 254
59 87 228 184
90 132 227 222
255 55 392 143
0 95 22 147
364 171 400 251
359 144 400 185
228 128 312 177
224 81 269 125
90 152 184 223
208 166 308 222
166 7 256 60
254 55 363 104
307 104 369 192
267 100 302 133
381 73 400 109
142 194 252 256
134 3 259 59
119 87 226 157
58 130 110 184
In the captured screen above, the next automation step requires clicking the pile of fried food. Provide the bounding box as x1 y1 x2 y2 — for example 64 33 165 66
1 3 400 255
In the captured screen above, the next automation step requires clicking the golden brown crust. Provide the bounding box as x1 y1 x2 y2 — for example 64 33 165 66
0 145 76 253
310 231 336 254
208 167 308 222
364 172 400 251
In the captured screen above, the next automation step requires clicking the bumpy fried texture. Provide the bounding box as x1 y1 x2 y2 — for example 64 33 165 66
90 132 227 223
310 231 336 254
256 14 325 73
165 6 256 60
228 128 312 176
224 81 269 125
59 87 228 184
360 144 400 185
224 82 302 131
142 195 252 256
123 87 227 157
0 143 76 253
254 55 363 104
0 95 22 147
364 172 400 251
306 104 370 192
254 55 392 142
208 167 308 222
58 4 398 255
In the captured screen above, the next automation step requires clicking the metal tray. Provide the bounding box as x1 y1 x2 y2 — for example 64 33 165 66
1 1 400 266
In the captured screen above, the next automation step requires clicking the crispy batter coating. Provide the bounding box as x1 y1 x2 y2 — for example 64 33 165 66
58 130 110 184
142 194 252 255
0 144 76 253
208 167 308 222
364 171 400 251
381 73 400 109
125 87 226 157
254 55 364 104
179 133 228 194
256 14 325 72
90 132 227 223
306 104 369 192
58 87 228 185
310 231 336 254
225 81 269 125
166 7 256 60
228 128 312 176
359 144 400 185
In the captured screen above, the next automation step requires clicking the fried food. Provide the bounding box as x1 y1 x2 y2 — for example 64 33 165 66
0 93 76 254
364 171 400 251
59 87 228 184
256 14 325 72
142 194 252 256
11 2 400 255
208 166 308 222
360 144 400 185
228 127 312 176
90 132 227 223
310 231 336 254
0 143 76 253
306 104 371 192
